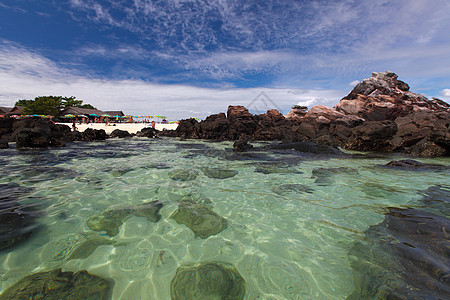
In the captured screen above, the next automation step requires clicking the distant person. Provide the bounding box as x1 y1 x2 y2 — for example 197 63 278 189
72 121 78 131
151 120 156 129
161 119 168 124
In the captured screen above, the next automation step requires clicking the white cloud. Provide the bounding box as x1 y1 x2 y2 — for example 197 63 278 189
441 89 450 97
0 42 345 120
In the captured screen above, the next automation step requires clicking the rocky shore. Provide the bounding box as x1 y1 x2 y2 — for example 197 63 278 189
164 71 449 157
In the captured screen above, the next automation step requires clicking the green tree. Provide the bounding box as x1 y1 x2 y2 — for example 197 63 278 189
15 96 96 116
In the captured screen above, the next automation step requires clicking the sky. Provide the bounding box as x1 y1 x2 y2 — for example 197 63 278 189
0 0 449 119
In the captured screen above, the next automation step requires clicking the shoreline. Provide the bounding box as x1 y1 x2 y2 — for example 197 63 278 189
57 122 178 134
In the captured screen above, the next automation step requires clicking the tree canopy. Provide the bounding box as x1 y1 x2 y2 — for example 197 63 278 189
15 96 96 116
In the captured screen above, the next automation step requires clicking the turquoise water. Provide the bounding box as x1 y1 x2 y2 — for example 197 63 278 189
0 138 448 299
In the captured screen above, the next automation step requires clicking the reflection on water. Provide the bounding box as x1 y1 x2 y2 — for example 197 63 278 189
0 138 449 299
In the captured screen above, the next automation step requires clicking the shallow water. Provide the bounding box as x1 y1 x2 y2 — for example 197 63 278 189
0 138 448 299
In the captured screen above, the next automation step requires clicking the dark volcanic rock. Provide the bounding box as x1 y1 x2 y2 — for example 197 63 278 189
170 262 245 300
135 127 158 138
79 128 107 141
0 183 39 251
348 207 450 299
233 140 253 152
109 129 132 138
12 119 69 149
0 268 112 299
171 200 228 238
168 71 449 157
87 201 163 236
0 139 8 149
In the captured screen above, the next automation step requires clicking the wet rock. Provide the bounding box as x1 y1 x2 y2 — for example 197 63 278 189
201 167 238 179
271 184 314 195
0 183 39 251
171 200 228 238
233 140 253 152
141 163 171 169
109 129 132 138
170 262 246 299
384 159 449 171
80 128 108 141
0 268 112 299
0 139 8 149
13 119 68 149
135 127 158 138
344 120 398 152
267 141 342 155
87 201 163 236
169 169 198 181
348 207 450 299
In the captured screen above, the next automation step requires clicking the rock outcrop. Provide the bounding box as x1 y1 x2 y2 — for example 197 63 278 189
169 71 449 157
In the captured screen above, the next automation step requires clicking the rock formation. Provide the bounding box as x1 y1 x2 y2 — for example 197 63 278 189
168 71 449 157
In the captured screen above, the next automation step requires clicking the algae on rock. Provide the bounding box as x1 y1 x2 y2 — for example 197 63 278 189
201 167 238 179
168 169 198 181
170 262 246 300
0 268 112 300
87 200 163 236
171 200 227 238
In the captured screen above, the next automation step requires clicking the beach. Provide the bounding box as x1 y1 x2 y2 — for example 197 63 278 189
58 122 178 134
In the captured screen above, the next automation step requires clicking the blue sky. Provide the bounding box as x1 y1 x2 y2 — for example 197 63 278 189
0 0 449 119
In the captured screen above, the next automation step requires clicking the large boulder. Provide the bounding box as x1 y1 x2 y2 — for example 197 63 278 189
12 119 68 149
227 106 257 140
135 127 158 138
199 113 230 139
336 71 450 121
109 129 132 138
344 120 398 152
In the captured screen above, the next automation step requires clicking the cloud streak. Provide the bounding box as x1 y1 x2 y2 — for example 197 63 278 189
0 41 345 119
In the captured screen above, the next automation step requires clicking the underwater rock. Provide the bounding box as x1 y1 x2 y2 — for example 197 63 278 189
254 162 303 174
170 262 246 300
0 268 112 299
348 207 450 299
267 141 343 155
383 159 449 172
311 167 356 185
171 200 228 239
110 168 134 177
201 167 238 179
0 183 39 251
271 184 314 195
87 201 163 236
68 236 115 260
419 185 450 217
141 163 171 169
168 169 198 181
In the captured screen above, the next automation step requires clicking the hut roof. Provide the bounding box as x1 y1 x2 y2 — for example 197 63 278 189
0 107 13 114
7 106 24 115
60 107 105 116
103 111 125 116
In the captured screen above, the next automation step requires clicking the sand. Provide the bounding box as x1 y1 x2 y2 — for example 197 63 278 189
58 123 178 134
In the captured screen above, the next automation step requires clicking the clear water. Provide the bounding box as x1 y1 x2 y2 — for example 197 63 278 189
0 138 448 299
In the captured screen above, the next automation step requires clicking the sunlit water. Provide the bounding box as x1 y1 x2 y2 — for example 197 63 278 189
0 138 448 299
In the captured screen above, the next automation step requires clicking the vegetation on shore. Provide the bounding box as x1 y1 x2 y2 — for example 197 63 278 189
15 96 96 116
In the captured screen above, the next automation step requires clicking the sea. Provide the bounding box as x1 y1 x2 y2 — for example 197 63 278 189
0 138 448 299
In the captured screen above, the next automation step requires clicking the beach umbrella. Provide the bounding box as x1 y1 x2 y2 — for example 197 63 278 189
63 114 76 118
101 114 111 117
78 114 88 117
89 114 99 117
